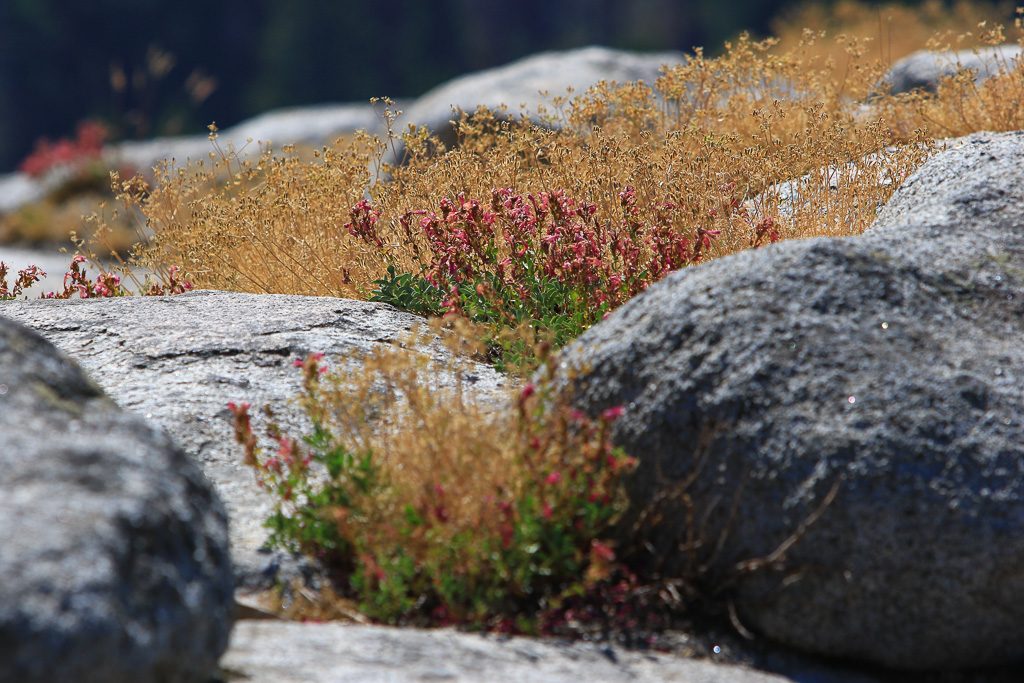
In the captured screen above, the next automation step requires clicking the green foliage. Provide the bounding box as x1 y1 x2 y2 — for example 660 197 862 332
368 265 445 317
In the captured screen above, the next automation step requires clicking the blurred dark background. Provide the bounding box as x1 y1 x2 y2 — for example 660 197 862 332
0 0 1001 172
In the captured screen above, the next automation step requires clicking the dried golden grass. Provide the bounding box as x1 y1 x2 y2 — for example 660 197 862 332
81 4 1021 306
306 324 524 553
771 0 1017 65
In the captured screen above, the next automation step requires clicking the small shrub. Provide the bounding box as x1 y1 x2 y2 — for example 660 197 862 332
57 7 1023 319
229 329 641 632
874 18 1024 139
4 119 144 247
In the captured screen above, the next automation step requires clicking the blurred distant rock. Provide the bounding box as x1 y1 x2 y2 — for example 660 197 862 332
402 45 687 148
110 102 395 176
217 102 389 149
0 102 395 219
108 135 214 176
0 173 46 215
221 621 793 683
880 44 1024 95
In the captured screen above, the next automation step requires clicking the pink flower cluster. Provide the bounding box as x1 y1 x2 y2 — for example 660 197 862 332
347 185 725 322
19 120 107 178
0 263 46 299
345 200 384 249
145 266 194 296
40 255 128 299
3 256 194 300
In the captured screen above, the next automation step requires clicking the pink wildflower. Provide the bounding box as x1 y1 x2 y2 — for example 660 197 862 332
591 540 616 563
601 405 625 421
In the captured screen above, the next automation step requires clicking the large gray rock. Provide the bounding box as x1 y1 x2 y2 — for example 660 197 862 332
402 45 687 148
220 621 793 683
0 316 234 682
881 44 1024 95
0 291 514 589
553 131 1024 670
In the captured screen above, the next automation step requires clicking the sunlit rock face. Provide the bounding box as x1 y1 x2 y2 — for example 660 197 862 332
556 131 1024 670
